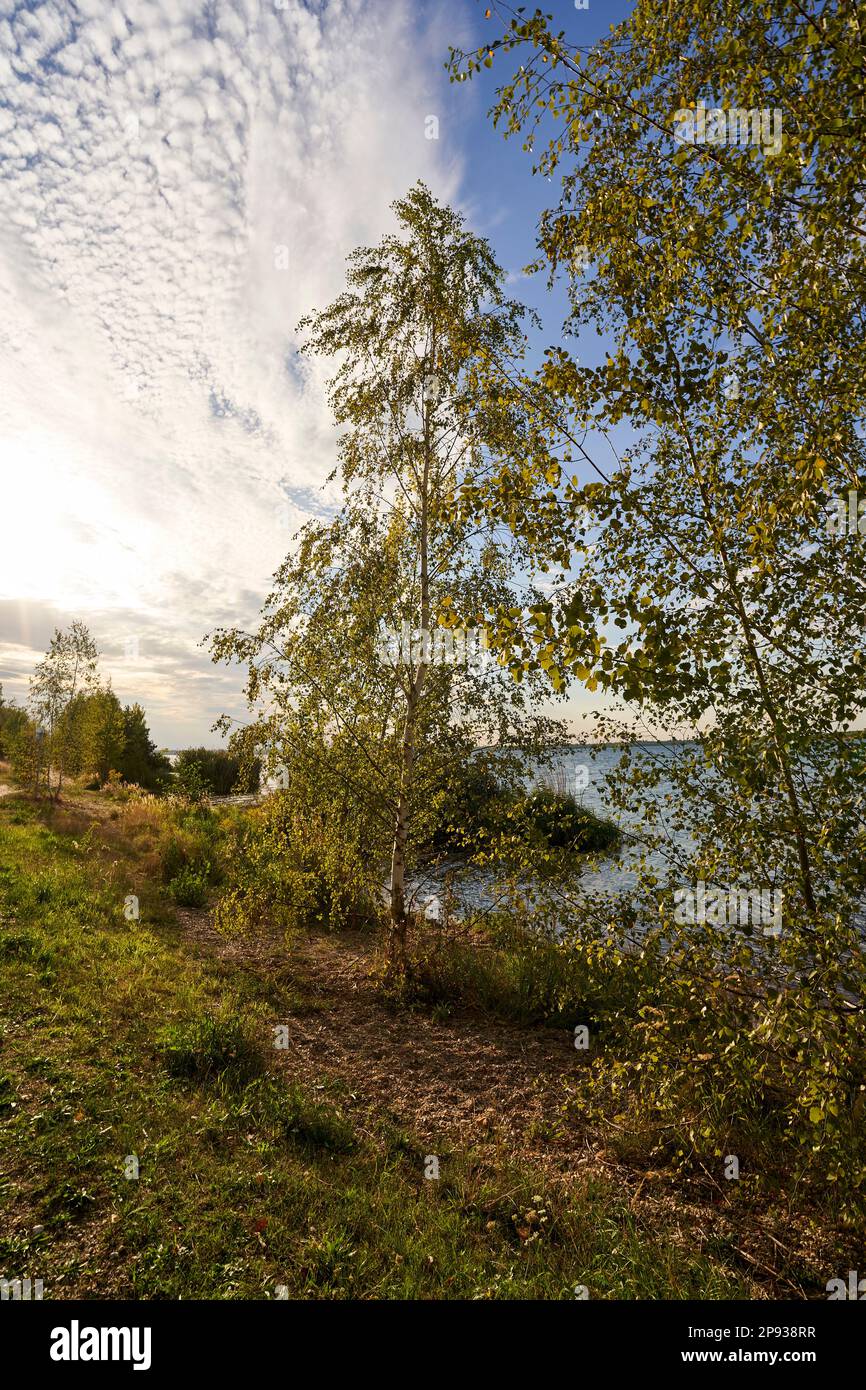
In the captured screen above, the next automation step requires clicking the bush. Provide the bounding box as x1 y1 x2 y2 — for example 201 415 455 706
215 795 379 936
173 760 209 805
517 787 620 852
423 757 506 855
159 820 220 884
167 864 210 908
173 747 259 797
421 766 619 860
0 702 28 760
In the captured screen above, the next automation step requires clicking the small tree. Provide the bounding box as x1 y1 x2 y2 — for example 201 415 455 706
79 685 126 787
29 622 98 797
0 686 28 762
8 717 46 795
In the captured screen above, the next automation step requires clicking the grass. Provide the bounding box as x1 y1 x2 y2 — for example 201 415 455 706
413 915 646 1030
155 1009 263 1082
0 782 843 1299
518 785 620 853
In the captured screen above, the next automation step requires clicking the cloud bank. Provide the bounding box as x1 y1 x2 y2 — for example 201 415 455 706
0 0 462 744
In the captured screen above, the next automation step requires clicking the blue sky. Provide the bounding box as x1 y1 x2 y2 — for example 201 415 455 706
0 0 635 748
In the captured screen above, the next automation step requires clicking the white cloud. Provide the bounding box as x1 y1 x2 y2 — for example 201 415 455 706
0 0 462 743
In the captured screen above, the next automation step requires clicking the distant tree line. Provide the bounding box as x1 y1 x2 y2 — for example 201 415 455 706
1 624 168 796
0 623 259 800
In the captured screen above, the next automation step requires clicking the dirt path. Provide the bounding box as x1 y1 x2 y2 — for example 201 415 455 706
169 911 841 1295
174 908 588 1164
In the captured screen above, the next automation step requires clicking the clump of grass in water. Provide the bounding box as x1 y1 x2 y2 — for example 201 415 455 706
519 785 619 852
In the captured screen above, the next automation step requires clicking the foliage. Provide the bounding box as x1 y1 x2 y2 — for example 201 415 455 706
118 704 172 791
214 790 380 937
78 685 126 786
28 621 98 796
172 758 210 805
423 762 619 867
445 1 866 1212
0 685 28 760
19 629 169 795
210 183 567 977
167 863 211 909
174 746 255 797
514 786 619 853
156 813 222 888
6 715 46 794
413 915 629 1028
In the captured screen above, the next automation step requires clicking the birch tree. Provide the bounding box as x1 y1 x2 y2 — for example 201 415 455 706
447 1 866 1201
210 184 564 978
29 622 99 797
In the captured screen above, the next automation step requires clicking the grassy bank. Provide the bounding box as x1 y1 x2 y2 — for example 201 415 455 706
0 780 854 1298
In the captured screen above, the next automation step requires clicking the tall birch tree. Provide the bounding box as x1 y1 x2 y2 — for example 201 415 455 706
210 184 564 977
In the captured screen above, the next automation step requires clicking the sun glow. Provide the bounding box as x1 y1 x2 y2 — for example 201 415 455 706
0 431 146 611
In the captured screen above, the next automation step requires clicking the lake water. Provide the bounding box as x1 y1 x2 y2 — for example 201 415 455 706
410 740 690 924
179 736 859 934
411 739 865 939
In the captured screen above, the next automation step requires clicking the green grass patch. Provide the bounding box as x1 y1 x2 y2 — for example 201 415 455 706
167 863 211 908
156 1008 263 1083
0 791 833 1299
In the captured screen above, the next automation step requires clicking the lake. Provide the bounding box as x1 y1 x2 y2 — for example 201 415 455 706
410 740 692 925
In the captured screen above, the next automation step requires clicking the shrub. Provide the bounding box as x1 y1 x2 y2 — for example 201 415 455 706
423 757 506 855
159 822 219 884
421 768 619 861
173 760 209 805
167 864 210 908
215 795 379 937
517 787 620 852
173 747 259 797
